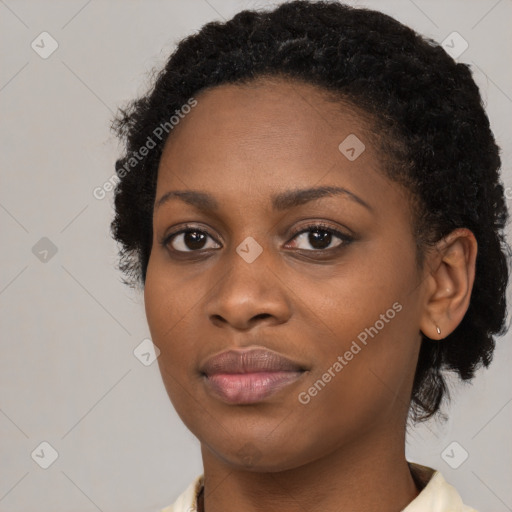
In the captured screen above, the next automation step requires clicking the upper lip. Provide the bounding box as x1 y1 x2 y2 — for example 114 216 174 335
201 347 305 376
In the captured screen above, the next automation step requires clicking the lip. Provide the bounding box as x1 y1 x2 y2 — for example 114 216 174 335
201 347 307 404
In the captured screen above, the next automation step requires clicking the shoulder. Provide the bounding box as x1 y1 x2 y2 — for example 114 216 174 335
159 474 204 512
159 466 479 512
405 462 478 512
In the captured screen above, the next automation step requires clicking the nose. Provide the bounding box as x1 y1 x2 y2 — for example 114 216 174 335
205 246 292 331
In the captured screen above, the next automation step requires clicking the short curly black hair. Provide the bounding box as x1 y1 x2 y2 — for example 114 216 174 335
110 0 510 422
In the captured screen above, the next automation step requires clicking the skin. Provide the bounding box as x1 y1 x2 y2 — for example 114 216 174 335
144 77 477 512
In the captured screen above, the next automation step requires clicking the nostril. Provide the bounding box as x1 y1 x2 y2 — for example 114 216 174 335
253 313 271 321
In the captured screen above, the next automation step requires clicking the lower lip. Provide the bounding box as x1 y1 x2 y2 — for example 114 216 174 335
204 371 304 404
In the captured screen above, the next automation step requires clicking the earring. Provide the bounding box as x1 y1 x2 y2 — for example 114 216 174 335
436 325 441 335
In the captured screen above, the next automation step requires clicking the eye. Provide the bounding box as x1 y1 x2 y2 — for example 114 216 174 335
161 222 353 255
162 225 220 253
286 223 353 251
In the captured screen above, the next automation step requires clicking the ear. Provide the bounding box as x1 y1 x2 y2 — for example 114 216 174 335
419 228 478 340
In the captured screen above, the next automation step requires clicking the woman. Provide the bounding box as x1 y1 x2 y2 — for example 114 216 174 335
110 1 510 510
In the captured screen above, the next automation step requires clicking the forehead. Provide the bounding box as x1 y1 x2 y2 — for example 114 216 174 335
152 78 416 243
166 77 372 152
157 77 386 196
156 79 426 241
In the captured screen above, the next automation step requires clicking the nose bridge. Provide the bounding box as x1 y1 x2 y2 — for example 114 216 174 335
205 235 290 328
218 235 270 303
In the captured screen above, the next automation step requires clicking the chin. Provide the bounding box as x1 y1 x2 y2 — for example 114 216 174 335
203 434 322 473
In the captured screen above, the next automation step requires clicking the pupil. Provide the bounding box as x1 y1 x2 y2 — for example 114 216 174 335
185 231 206 250
309 230 331 249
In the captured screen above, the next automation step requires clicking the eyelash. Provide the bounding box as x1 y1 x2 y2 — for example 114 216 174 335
160 222 354 255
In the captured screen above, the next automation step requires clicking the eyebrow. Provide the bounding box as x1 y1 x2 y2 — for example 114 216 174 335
154 185 373 213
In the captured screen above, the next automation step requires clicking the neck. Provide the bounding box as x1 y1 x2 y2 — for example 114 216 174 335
199 423 420 512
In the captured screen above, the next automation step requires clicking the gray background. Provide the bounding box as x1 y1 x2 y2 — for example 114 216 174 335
1 0 511 510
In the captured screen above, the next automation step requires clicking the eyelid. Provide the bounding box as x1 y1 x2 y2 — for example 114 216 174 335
283 221 354 253
286 221 354 241
160 220 354 254
159 223 221 246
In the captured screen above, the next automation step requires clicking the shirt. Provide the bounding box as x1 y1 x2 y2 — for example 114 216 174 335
159 462 478 512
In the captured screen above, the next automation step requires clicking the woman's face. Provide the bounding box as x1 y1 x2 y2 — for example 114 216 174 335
144 78 428 471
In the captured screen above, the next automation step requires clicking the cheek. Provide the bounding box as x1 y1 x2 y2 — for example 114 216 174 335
144 258 196 370
294 246 421 414
145 260 209 428
290 306 420 452
144 265 171 348
301 242 416 354
144 252 199 338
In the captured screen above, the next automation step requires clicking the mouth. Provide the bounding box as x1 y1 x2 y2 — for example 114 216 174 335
200 347 307 405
